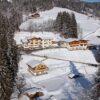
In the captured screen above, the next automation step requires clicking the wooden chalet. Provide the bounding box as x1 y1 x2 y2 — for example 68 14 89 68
27 60 49 76
78 40 88 49
67 40 88 50
67 40 79 50
28 37 42 49
69 40 79 47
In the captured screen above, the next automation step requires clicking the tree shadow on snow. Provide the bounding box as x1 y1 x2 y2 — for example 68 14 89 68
61 88 74 100
91 49 100 63
69 61 92 89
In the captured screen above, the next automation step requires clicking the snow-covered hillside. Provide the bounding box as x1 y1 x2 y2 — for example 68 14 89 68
85 28 100 45
20 7 100 37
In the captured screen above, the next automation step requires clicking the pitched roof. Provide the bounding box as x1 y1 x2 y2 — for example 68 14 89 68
27 60 43 68
79 40 88 43
69 40 79 45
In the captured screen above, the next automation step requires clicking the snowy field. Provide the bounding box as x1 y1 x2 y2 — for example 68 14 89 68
32 48 98 64
16 48 98 100
20 7 100 37
85 27 100 45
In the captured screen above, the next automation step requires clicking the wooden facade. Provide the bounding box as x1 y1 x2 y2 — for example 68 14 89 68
28 37 42 49
67 40 88 50
27 60 48 76
21 37 53 49
62 40 89 50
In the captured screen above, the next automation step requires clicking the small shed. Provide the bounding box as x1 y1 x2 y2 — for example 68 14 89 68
29 13 40 19
27 60 48 76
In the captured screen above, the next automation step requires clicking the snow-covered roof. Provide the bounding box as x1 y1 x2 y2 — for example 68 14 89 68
31 32 56 40
14 32 31 44
27 60 43 68
64 38 78 42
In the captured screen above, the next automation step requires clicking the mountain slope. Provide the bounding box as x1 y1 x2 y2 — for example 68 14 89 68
85 27 100 45
20 7 100 37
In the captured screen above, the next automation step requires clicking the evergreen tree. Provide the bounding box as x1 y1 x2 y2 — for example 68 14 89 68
70 13 77 38
65 12 72 37
54 12 63 32
9 8 22 31
0 11 20 100
54 12 78 38
61 11 68 36
0 13 13 100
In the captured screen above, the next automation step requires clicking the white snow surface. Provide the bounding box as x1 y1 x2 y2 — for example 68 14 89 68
95 28 100 37
32 48 98 64
14 32 31 44
85 27 100 45
20 7 100 37
16 48 98 100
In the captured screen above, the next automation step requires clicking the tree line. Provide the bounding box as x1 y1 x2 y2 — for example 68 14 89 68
54 11 77 38
0 1 21 100
11 0 100 17
53 0 100 17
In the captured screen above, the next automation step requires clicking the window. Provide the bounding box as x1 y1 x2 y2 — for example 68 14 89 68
80 44 83 46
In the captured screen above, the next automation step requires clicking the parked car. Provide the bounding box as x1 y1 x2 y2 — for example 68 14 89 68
68 73 82 79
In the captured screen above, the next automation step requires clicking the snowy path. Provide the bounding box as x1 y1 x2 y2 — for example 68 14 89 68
83 26 100 39
31 51 99 65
